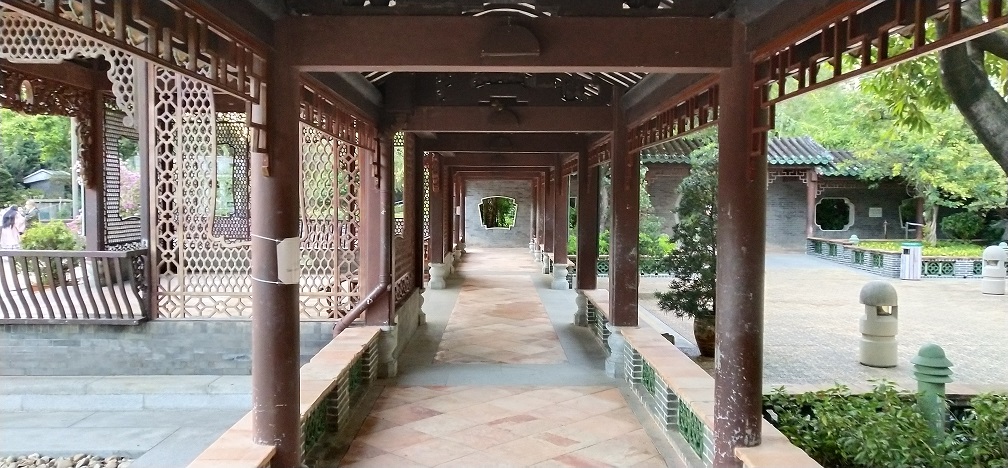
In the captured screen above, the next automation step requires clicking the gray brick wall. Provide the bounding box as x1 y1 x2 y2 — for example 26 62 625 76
465 179 534 248
814 180 906 242
0 321 336 376
766 179 809 249
643 165 689 236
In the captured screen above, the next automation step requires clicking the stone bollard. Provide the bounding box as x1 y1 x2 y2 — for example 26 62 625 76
981 245 1007 295
859 281 898 367
912 343 953 438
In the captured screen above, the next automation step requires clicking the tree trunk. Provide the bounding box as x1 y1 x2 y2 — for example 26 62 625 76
938 1 1008 176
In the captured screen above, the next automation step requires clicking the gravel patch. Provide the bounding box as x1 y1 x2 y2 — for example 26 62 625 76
0 454 131 468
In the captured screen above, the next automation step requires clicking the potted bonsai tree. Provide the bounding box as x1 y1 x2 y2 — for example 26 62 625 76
655 145 717 357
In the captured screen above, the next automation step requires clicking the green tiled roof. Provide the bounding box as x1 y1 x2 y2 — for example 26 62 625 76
640 135 862 177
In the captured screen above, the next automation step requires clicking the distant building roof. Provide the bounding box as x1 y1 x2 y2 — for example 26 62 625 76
641 136 859 177
22 169 71 185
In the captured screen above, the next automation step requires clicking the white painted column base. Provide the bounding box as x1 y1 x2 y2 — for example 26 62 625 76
417 290 427 326
551 262 570 290
574 290 588 326
604 324 627 379
427 263 447 289
378 325 400 378
528 240 536 254
443 253 455 275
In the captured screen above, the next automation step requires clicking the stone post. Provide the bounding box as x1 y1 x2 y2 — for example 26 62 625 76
912 343 953 439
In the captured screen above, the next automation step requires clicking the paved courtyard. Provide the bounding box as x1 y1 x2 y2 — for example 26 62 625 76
633 252 1008 394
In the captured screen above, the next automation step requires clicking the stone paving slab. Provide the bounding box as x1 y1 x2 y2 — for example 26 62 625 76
634 252 1008 391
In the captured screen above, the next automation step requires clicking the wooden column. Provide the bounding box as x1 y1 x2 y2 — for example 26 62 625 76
428 157 445 263
608 88 639 327
251 25 301 468
713 21 766 467
442 166 453 258
406 136 423 289
530 181 538 248
361 135 394 326
576 150 600 290
83 65 106 251
536 177 545 250
552 160 569 263
457 179 465 246
805 169 818 238
543 168 555 256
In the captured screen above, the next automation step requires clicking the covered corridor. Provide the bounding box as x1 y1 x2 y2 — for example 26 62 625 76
2 1 1007 467
323 247 676 467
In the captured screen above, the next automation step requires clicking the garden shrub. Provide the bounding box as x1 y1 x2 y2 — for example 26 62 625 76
941 212 987 241
765 383 1008 468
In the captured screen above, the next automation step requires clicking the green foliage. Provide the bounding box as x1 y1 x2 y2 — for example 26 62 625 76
479 196 516 229
20 222 82 286
0 109 72 171
598 229 610 255
654 145 717 320
766 384 1008 468
940 212 988 241
21 222 82 251
858 240 984 257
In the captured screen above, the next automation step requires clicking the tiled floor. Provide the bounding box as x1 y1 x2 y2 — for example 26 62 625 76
341 386 664 467
337 248 676 467
436 274 566 364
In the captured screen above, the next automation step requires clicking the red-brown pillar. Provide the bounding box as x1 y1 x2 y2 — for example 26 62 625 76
805 169 818 238
608 88 639 328
427 156 447 289
252 23 301 468
361 134 394 326
406 137 423 289
83 65 106 251
458 179 466 250
451 172 460 250
529 181 538 252
714 21 767 467
536 177 545 258
543 169 555 261
443 167 453 260
576 149 600 291
551 160 570 289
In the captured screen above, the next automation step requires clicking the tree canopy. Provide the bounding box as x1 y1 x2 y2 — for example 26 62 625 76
864 0 1008 176
777 80 1007 241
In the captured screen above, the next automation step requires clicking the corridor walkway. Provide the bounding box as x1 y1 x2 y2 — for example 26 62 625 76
327 248 683 467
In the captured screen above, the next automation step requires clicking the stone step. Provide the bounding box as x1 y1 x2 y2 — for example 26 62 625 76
0 376 251 412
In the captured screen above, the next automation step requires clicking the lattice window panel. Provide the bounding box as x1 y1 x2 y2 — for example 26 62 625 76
211 112 251 242
0 9 137 127
298 124 362 318
152 66 253 318
102 101 143 250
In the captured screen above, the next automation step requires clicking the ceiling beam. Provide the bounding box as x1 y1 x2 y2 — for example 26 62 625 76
441 153 560 167
423 133 588 153
404 106 611 132
280 16 733 73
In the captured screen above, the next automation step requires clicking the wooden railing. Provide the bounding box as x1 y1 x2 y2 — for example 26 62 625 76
0 249 149 325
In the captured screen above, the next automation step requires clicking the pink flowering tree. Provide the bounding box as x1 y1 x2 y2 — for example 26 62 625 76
118 161 141 218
